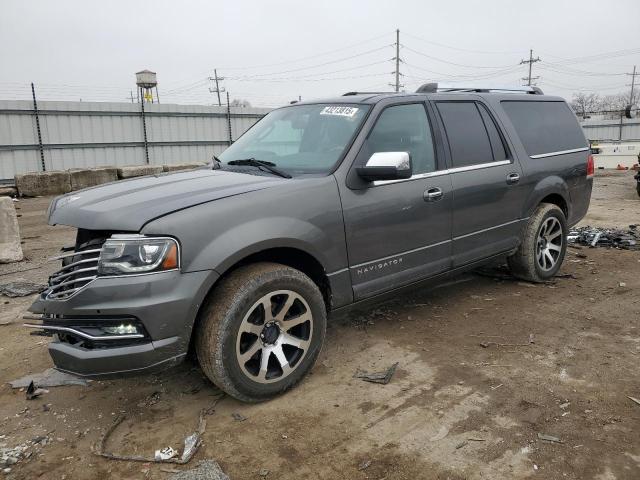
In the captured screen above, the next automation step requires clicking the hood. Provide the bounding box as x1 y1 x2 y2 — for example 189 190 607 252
48 168 286 231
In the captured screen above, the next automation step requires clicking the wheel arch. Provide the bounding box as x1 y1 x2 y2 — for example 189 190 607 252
523 175 571 220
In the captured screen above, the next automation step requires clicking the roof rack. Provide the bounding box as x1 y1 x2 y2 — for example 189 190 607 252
342 91 396 96
416 83 543 95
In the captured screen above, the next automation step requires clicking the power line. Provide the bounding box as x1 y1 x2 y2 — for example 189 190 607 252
402 45 515 69
402 31 522 55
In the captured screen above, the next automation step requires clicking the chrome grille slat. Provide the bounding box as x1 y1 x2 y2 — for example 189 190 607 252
49 266 98 284
48 248 102 262
52 257 99 273
47 245 102 300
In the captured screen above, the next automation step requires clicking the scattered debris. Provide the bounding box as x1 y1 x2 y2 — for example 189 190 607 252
258 468 270 477
627 396 640 407
490 384 504 391
455 440 468 450
231 412 247 422
167 460 230 480
25 381 48 400
559 402 570 409
358 460 372 471
555 273 577 279
0 281 47 297
10 368 89 388
354 362 399 385
479 335 533 348
95 409 208 464
537 433 563 444
155 447 178 461
567 226 640 250
466 438 486 442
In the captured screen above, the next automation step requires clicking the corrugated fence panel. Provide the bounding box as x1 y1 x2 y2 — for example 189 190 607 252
0 100 270 180
580 118 640 142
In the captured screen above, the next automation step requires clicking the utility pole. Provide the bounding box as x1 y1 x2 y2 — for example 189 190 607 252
389 29 403 92
129 90 135 103
520 49 541 86
208 69 225 106
31 83 46 172
627 65 638 105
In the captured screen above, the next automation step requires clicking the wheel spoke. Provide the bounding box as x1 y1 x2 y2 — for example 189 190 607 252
273 345 289 368
275 294 296 322
282 312 311 331
261 298 274 321
545 250 555 267
548 243 562 252
258 348 271 380
239 341 261 363
239 322 263 336
547 227 562 240
280 332 307 350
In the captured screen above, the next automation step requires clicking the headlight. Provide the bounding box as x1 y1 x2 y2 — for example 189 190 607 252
98 235 179 275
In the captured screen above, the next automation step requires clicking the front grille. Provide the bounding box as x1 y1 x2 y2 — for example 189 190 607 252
46 244 102 300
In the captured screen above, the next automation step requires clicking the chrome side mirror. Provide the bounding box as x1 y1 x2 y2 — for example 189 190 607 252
356 152 412 181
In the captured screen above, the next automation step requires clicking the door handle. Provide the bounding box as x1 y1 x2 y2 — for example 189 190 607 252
506 172 520 185
424 187 443 202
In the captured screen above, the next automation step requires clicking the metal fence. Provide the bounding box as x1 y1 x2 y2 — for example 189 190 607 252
0 100 271 180
580 117 640 143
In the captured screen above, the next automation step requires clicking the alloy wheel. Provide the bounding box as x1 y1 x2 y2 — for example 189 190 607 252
235 290 313 384
536 217 563 271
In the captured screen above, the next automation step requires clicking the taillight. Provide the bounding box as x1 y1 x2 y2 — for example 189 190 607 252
587 154 595 178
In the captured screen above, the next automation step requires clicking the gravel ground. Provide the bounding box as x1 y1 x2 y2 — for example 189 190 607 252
0 170 638 480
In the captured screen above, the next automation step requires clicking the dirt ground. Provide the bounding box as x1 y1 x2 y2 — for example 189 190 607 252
0 170 639 480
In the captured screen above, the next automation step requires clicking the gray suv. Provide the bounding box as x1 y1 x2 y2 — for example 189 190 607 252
25 85 593 402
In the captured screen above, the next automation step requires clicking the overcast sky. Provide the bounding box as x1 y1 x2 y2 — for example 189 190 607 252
1 0 639 107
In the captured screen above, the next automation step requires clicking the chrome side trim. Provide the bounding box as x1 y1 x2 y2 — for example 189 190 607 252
373 160 512 185
453 217 528 241
327 268 349 277
23 323 145 341
529 147 589 159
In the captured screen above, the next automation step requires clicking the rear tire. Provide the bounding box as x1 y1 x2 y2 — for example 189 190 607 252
195 262 326 402
508 203 567 283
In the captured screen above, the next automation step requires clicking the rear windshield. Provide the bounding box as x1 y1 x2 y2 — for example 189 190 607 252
501 101 587 157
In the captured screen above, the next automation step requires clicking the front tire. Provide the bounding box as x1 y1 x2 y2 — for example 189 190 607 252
508 203 568 282
195 262 326 402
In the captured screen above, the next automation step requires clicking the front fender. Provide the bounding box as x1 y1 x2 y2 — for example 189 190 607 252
191 217 333 275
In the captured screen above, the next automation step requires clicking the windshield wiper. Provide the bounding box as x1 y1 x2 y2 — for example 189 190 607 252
227 158 292 179
211 155 222 170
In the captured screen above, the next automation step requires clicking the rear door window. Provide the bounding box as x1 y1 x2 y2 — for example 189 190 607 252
501 101 587 157
436 102 494 168
478 104 509 161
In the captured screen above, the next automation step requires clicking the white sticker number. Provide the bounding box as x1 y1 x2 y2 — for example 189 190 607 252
320 106 359 117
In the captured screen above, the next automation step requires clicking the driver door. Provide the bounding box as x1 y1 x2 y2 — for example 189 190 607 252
338 102 453 301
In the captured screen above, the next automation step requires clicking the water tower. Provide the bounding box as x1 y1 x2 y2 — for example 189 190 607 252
136 69 159 103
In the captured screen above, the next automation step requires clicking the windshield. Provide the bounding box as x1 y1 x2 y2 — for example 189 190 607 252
218 103 369 175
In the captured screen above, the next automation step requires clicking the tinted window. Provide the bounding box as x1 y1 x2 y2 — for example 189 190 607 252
478 104 509 161
436 102 493 168
365 103 436 174
501 101 587 157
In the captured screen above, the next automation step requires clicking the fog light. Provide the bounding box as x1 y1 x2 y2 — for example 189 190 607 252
101 324 139 335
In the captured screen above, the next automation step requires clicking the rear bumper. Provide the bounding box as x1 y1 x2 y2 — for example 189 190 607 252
26 269 218 377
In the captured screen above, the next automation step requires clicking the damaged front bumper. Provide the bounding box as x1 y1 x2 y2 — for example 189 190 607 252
25 269 218 378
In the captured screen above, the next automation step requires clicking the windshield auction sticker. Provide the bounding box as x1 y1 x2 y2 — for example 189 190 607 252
320 106 359 117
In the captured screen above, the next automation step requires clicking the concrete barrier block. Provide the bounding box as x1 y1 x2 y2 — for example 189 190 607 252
14 170 72 197
162 162 207 172
69 167 118 191
117 165 164 179
0 186 17 197
0 197 23 263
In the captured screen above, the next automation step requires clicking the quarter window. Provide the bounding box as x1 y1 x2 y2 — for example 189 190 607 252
363 103 437 175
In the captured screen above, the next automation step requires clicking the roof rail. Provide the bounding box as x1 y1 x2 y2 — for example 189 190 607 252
342 91 396 96
416 83 543 95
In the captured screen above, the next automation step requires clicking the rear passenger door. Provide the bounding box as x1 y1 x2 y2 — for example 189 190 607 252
434 99 525 267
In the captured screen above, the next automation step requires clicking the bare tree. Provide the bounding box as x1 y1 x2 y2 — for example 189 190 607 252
570 92 602 117
230 98 251 108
